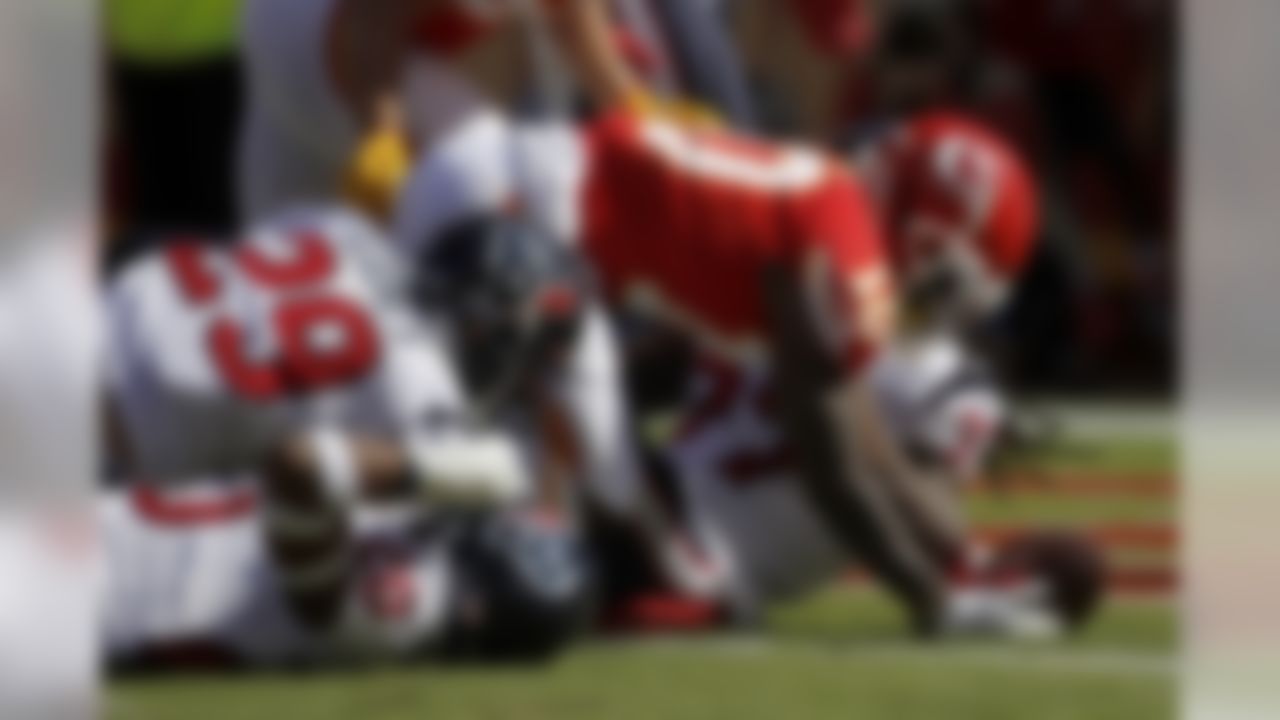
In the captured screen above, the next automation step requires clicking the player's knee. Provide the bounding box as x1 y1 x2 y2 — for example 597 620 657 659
440 512 593 663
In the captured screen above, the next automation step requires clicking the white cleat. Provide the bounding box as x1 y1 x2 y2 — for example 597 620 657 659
943 578 1066 642
655 522 737 602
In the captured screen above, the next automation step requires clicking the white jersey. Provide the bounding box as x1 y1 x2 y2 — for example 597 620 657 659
670 334 1006 604
101 480 452 668
107 207 466 479
392 111 648 517
395 110 588 259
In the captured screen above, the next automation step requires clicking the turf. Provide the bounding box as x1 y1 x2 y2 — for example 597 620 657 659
998 435 1175 476
967 493 1171 526
108 430 1177 720
110 637 1173 720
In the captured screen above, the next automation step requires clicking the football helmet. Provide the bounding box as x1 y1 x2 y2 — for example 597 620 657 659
856 112 1039 325
414 214 588 417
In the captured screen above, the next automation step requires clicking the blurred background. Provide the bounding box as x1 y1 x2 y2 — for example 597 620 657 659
102 0 1176 398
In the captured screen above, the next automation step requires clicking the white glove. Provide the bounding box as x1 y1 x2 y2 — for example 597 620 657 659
406 431 531 507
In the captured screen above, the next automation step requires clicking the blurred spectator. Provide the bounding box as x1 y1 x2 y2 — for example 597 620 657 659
645 0 761 129
976 0 1175 393
105 0 244 251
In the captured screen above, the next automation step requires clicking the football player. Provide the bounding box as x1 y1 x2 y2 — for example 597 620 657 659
395 104 976 636
103 204 594 668
658 110 1089 637
105 206 542 510
658 110 1057 628
102 476 588 670
409 212 740 610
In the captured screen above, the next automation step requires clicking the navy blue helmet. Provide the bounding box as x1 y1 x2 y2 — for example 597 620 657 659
414 215 588 415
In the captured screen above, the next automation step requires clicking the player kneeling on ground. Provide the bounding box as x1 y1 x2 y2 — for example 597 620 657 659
102 476 587 670
660 109 1102 638
669 333 1104 639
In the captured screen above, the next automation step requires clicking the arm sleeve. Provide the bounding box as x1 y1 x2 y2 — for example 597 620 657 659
393 110 516 260
549 306 648 516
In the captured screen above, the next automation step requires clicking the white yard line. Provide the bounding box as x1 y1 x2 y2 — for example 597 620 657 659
612 636 1177 678
1031 402 1175 443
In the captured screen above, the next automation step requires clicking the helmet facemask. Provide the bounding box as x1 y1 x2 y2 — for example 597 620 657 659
900 216 1009 331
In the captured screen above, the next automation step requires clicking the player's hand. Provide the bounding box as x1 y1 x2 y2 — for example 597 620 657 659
343 100 412 222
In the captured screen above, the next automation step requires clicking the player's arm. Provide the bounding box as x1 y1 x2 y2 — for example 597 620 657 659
263 428 529 511
541 0 647 111
543 0 724 126
761 263 963 635
261 427 528 629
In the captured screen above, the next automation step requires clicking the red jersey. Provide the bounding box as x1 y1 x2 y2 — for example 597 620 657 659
579 111 894 372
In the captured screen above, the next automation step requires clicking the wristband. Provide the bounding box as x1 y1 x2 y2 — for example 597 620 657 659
405 431 530 507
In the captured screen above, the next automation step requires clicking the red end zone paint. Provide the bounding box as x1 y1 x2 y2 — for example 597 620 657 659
975 525 1177 552
1106 567 1177 595
843 562 1176 596
979 524 1176 595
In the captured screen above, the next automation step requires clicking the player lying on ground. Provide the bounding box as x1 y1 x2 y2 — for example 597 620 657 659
103 205 596 669
395 100 1003 636
103 476 587 670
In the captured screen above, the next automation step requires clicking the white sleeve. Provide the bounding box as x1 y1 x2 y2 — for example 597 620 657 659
551 307 647 515
371 315 470 435
869 334 1006 484
510 123 588 243
375 318 531 507
393 110 515 260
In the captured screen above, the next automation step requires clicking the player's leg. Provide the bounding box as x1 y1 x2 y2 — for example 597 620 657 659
760 263 956 634
547 307 735 603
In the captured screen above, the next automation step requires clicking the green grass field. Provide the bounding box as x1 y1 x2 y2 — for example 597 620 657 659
109 428 1177 720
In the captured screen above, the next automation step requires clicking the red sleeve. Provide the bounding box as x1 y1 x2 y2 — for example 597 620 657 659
586 107 645 147
798 171 897 376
